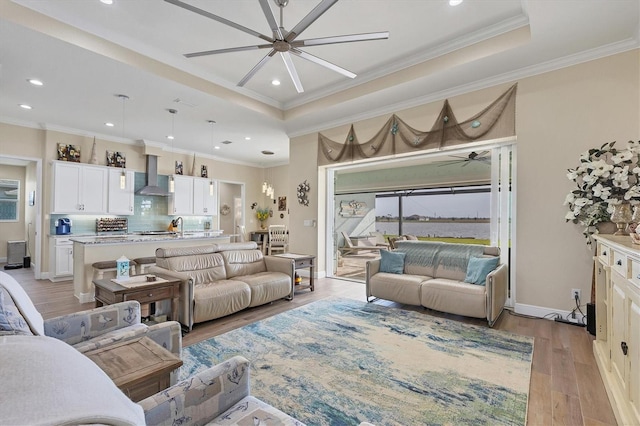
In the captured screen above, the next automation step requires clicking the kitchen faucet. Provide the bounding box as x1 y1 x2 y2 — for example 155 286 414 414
172 217 183 237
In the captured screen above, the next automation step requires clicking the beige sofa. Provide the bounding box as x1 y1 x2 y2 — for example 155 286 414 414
150 242 295 331
365 240 508 326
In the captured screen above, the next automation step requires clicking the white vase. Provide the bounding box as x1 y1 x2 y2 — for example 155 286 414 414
611 202 632 235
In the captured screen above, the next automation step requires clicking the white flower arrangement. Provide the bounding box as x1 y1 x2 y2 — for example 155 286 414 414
565 140 640 242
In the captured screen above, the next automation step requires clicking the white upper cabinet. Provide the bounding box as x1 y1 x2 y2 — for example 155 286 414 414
52 161 107 214
107 169 135 215
193 178 217 215
168 175 194 215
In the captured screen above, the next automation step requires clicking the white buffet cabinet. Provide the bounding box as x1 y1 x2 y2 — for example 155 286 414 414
593 234 640 425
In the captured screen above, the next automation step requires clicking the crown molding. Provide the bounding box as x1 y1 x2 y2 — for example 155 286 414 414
288 38 639 138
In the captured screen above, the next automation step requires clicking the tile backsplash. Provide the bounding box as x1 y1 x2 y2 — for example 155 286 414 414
50 172 214 235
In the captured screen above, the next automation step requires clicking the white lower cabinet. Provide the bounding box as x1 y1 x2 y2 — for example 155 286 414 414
593 235 640 425
50 237 73 281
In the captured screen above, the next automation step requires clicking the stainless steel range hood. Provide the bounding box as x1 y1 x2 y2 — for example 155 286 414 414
136 154 170 196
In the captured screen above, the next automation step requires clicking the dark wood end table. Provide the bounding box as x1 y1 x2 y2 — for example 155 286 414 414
92 274 181 322
84 336 182 402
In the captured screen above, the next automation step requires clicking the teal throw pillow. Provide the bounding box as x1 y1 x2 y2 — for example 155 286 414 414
464 256 500 286
379 250 406 274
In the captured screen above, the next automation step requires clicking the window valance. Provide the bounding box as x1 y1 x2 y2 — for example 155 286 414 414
318 83 517 166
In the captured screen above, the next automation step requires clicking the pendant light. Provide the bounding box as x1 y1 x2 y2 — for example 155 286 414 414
208 120 216 196
167 109 177 193
116 94 129 189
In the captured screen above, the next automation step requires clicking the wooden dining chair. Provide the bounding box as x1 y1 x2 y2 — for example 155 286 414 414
268 225 288 255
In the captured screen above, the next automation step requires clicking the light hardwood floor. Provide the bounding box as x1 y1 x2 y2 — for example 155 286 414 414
6 266 617 426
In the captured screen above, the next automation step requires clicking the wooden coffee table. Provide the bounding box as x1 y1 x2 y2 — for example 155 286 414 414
84 336 182 402
92 274 181 321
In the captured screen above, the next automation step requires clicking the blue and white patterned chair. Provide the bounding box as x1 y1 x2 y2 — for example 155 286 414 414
0 271 182 383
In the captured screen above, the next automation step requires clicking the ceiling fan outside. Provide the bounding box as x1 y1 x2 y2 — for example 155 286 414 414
164 0 389 93
437 151 491 167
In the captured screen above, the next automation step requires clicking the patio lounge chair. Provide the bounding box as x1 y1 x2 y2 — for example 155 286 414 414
340 231 382 255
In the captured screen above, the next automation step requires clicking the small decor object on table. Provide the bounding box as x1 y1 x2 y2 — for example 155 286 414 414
565 140 640 244
256 207 269 230
116 256 130 280
57 143 81 162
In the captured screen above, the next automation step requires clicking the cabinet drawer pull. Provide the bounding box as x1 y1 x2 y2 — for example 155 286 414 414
617 260 623 266
621 341 629 356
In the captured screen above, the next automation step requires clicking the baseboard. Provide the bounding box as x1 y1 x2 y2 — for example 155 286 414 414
514 302 586 324
0 257 6 263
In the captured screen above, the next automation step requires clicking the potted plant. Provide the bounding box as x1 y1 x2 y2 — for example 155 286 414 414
256 207 270 230
565 140 640 243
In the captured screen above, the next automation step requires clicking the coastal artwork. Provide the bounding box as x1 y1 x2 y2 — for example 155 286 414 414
106 151 126 168
57 144 81 162
340 200 368 217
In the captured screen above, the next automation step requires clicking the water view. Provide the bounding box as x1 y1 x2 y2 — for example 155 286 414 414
375 220 490 240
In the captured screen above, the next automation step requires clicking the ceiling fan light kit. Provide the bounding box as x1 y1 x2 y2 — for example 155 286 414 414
165 0 389 93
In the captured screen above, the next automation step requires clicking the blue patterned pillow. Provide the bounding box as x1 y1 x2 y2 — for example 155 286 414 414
464 256 500 286
379 250 406 274
0 285 33 335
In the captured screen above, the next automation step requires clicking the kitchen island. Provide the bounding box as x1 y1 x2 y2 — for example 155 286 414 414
71 232 231 302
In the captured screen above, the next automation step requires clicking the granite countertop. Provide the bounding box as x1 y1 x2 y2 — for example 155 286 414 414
69 231 228 245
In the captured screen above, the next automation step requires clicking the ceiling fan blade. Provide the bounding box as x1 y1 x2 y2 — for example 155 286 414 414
185 44 272 58
164 0 273 43
280 52 304 93
290 48 356 79
292 32 390 47
237 50 277 87
285 0 338 42
258 0 284 40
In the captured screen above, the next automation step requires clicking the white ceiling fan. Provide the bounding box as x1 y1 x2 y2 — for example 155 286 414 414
165 0 390 93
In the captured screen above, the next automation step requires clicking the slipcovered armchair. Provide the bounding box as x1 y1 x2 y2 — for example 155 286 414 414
0 271 182 383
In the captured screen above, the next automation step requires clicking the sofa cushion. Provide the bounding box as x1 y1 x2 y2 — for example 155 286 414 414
464 256 500 286
379 250 405 274
231 272 291 307
221 249 267 278
0 271 44 335
0 335 145 425
0 285 32 335
193 280 251 323
420 278 486 319
209 395 303 425
156 252 227 284
369 273 424 306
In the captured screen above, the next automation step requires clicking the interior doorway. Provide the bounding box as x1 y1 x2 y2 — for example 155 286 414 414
218 181 244 240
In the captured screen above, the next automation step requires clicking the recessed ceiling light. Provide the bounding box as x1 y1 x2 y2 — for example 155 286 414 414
100 0 114 4
166 135 174 140
27 79 43 86
261 150 274 155
272 79 281 86
19 104 32 110
245 136 251 140
105 122 115 127
214 146 220 150
449 0 463 5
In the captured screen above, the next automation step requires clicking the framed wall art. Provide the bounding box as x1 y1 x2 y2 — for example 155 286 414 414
201 165 208 178
57 144 81 162
106 150 126 168
175 161 184 175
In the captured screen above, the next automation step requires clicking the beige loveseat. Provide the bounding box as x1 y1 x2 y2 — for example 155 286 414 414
366 240 508 326
150 242 295 331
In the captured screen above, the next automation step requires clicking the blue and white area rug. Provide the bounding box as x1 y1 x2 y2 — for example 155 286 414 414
181 298 533 425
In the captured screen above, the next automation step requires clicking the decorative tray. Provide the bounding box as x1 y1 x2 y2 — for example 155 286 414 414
111 275 168 288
